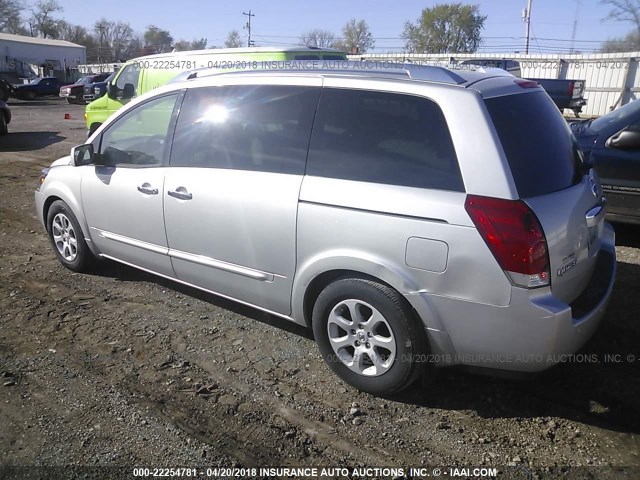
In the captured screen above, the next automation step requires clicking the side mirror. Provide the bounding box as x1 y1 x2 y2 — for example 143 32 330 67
71 144 94 166
106 81 117 100
606 129 640 150
122 83 135 99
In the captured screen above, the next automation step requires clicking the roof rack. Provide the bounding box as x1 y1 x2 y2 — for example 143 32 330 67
169 61 467 86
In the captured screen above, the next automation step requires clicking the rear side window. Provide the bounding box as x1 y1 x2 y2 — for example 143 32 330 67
485 91 582 198
306 89 464 191
169 85 320 175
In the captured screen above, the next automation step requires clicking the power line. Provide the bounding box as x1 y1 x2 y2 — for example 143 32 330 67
242 10 255 48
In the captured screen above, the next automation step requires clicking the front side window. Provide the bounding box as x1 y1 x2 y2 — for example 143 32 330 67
114 63 141 96
99 94 178 167
170 84 320 174
306 88 464 191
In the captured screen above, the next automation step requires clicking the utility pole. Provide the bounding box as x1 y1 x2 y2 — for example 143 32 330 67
96 23 106 64
570 0 581 54
523 0 533 54
243 10 255 47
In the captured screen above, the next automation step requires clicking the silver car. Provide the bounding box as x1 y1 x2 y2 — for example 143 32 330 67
35 63 616 395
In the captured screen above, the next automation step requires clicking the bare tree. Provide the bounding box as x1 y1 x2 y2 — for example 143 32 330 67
334 19 374 54
224 30 243 48
300 29 336 48
600 0 640 51
190 38 207 50
601 0 640 32
173 38 208 51
144 25 174 54
0 0 27 34
601 30 640 51
94 19 136 62
29 0 62 38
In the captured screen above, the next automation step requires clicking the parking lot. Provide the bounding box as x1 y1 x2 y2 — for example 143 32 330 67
1 98 640 478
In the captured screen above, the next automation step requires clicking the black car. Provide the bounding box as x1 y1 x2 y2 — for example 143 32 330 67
0 100 11 135
82 72 116 103
571 99 640 224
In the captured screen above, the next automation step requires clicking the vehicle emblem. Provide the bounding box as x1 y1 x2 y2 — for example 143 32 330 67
588 171 598 198
557 259 578 277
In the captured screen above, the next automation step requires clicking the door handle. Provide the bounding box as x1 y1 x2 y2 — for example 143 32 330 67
137 183 158 195
168 187 193 200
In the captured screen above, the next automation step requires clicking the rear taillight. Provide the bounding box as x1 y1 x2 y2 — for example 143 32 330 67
465 195 550 288
568 81 574 99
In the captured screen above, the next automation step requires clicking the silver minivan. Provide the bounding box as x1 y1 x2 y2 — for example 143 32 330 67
35 63 616 394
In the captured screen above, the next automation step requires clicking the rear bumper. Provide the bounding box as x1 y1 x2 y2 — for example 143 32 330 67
569 98 587 109
602 189 640 225
420 223 616 372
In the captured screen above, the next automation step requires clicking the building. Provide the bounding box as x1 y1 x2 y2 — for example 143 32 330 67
0 32 86 81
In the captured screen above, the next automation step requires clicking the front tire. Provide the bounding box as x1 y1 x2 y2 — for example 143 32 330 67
46 200 95 272
312 277 428 395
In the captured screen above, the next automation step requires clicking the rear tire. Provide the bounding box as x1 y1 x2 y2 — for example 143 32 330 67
46 200 96 272
312 277 428 395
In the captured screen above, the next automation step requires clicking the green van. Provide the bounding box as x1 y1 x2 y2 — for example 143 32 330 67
84 46 346 135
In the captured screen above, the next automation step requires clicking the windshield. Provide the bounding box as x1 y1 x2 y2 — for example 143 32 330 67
590 99 640 133
28 78 42 85
77 76 93 85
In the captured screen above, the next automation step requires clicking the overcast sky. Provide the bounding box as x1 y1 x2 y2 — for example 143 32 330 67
57 0 634 53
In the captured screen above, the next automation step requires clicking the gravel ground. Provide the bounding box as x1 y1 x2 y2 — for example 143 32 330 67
0 97 639 480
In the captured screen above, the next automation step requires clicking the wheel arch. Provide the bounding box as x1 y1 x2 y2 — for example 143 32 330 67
41 187 100 257
292 251 443 333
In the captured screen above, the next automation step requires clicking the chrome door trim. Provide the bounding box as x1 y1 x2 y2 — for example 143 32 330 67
95 229 276 282
96 229 168 255
169 248 275 282
99 254 301 325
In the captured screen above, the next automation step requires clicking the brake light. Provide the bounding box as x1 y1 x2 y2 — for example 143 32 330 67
514 79 539 89
465 195 550 288
568 81 574 99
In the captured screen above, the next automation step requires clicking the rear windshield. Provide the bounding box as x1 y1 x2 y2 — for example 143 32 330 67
485 91 583 198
